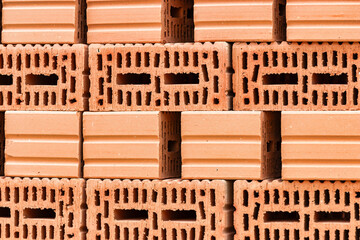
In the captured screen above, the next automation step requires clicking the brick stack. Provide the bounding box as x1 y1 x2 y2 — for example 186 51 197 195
0 0 357 239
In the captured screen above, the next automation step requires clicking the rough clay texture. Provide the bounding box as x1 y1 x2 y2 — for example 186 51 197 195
2 0 86 44
234 180 360 240
89 42 231 111
87 0 194 43
233 42 360 111
194 0 286 42
0 112 4 176
287 0 360 41
0 177 85 240
181 111 281 180
282 112 360 180
5 111 82 178
83 112 181 179
87 179 234 240
0 44 89 111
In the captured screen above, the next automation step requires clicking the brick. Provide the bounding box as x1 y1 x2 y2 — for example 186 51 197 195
181 111 281 180
282 112 360 180
0 44 89 111
87 179 234 240
0 177 85 239
87 0 194 44
2 0 86 44
83 112 181 179
287 0 360 41
194 0 285 42
234 180 360 240
233 42 360 111
89 42 231 111
5 111 82 178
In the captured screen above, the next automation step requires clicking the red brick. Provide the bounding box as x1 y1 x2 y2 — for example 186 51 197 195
83 112 181 179
0 44 89 111
287 0 360 41
233 42 360 111
194 0 286 42
89 42 231 111
0 177 85 239
5 111 82 178
87 179 234 240
234 180 360 240
2 0 86 44
87 0 194 43
181 111 281 179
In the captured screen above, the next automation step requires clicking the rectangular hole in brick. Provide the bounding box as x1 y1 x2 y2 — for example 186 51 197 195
164 73 199 84
71 53 76 70
184 52 189 66
136 52 141 67
23 208 55 219
342 54 348 67
168 140 179 152
25 74 58 85
264 212 300 222
144 52 150 67
0 55 4 69
243 77 248 93
314 212 350 222
312 73 348 84
242 52 248 69
0 207 10 218
97 55 102 70
263 52 269 67
114 209 148 220
145 92 151 106
282 53 288 67
354 88 359 105
165 51 170 68
117 74 151 85
44 53 49 67
272 52 278 66
213 51 219 68
322 52 328 66
0 75 13 85
174 52 179 66
117 53 122 68
193 52 198 67
333 51 338 66
263 73 298 85
292 53 297 67
162 210 196 221
171 6 182 17
35 54 40 67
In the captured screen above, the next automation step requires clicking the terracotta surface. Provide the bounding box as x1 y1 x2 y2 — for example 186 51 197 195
87 179 234 240
181 111 281 179
234 180 360 240
282 112 360 180
0 113 4 176
0 177 85 239
89 42 231 111
233 42 360 111
287 0 360 41
194 0 286 42
0 44 89 111
2 0 86 44
87 0 194 43
5 111 82 178
83 112 181 179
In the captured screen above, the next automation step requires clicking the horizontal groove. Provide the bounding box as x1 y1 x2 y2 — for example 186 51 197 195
182 158 261 165
283 159 360 165
85 158 159 164
288 20 360 28
3 24 75 30
88 22 161 30
195 20 272 27
182 135 261 142
6 134 80 141
3 2 75 8
6 157 80 163
288 1 360 6
282 135 360 142
86 0 159 5
84 135 159 142
195 1 273 7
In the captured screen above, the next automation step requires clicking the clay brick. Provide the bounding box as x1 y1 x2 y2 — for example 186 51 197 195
282 112 360 180
89 42 231 111
83 112 181 179
194 0 285 42
2 0 86 44
287 0 360 41
181 111 281 179
233 42 360 111
87 179 234 240
87 0 194 44
5 111 82 178
0 177 85 239
234 180 360 240
0 44 89 111
0 112 4 176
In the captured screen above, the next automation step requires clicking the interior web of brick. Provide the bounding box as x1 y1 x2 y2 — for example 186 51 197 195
236 44 360 110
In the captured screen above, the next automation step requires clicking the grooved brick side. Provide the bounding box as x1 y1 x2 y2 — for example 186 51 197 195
87 179 234 240
83 112 181 179
5 111 82 178
234 180 360 240
2 0 86 44
87 0 194 43
0 44 89 111
89 42 230 111
233 42 360 111
0 177 85 240
282 112 360 180
181 111 281 179
0 112 4 176
194 0 286 42
287 0 360 41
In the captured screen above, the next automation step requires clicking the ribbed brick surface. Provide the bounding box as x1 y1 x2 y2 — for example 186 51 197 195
89 42 231 111
181 111 281 179
194 0 286 42
83 112 181 179
282 112 360 180
233 42 360 111
0 44 89 111
0 112 4 176
87 179 234 240
0 177 85 240
5 111 82 178
2 0 86 44
87 0 194 43
234 180 360 240
287 0 360 41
